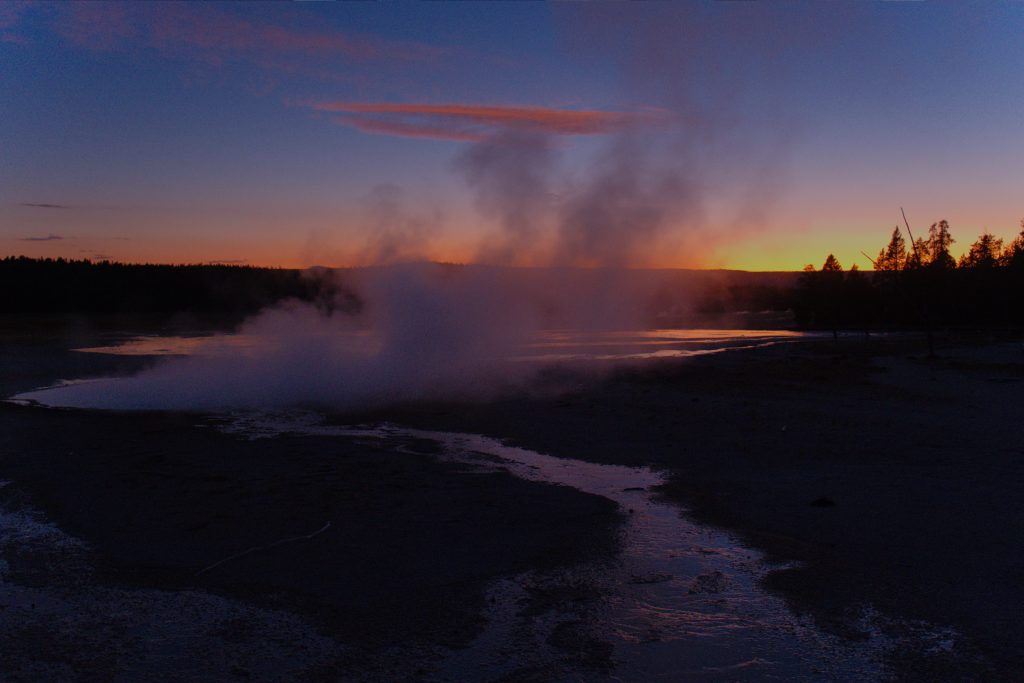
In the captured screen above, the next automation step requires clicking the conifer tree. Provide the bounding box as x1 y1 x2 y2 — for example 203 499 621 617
959 232 1003 269
876 227 906 271
926 220 956 269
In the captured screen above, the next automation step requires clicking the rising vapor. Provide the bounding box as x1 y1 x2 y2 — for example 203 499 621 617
20 6 796 412
21 265 543 410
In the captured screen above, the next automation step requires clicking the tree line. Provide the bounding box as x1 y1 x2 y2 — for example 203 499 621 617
5 233 1021 332
794 220 1024 333
0 257 353 318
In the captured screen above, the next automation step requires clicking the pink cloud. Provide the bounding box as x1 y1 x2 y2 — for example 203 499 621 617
1 32 30 45
58 2 136 51
312 102 670 141
55 2 444 68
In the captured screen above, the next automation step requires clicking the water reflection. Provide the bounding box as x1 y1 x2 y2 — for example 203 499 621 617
71 328 810 363
218 413 889 682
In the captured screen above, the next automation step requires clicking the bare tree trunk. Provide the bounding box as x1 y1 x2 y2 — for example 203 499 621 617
902 207 936 358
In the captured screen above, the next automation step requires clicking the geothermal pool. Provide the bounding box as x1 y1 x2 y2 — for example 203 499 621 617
11 328 814 411
66 328 809 362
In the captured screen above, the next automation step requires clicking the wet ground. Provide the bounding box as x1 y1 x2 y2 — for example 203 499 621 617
215 415 894 681
0 400 622 682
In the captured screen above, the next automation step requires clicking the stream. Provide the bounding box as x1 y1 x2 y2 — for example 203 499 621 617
218 411 891 681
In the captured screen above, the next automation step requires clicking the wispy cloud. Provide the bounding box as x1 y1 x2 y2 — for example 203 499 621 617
309 102 669 141
334 116 482 142
0 1 30 30
21 202 71 209
54 3 444 72
1 32 30 46
21 234 64 242
19 201 123 211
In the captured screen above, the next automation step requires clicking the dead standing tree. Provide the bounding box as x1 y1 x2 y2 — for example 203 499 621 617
901 207 936 358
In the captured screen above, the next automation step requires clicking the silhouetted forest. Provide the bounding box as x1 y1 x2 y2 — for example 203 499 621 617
0 257 351 318
5 225 1022 332
794 220 1024 332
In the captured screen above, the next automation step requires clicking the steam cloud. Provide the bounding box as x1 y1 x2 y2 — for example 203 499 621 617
18 128 772 411
23 114 715 411
25 265 540 410
22 262 685 410
20 7 794 412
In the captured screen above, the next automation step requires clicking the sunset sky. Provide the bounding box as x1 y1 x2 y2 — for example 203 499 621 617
2 2 1022 271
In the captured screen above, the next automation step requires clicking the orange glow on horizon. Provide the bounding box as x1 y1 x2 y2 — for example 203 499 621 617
6 233 1021 273
4 209 1021 273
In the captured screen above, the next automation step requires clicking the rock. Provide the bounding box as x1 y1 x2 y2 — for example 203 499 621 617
688 570 727 594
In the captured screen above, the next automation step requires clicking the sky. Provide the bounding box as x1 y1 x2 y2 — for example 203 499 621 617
1 1 1022 271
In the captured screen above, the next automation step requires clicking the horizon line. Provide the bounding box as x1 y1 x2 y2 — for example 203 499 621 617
1 255 807 274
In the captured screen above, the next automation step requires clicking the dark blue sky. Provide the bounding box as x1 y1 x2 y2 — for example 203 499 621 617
2 2 1021 268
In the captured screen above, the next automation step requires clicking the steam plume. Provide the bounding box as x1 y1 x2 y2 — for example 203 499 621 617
18 8 798 412
22 265 543 410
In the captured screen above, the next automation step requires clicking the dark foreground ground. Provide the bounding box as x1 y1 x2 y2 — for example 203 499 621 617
384 333 1024 681
0 327 620 681
1 323 1022 681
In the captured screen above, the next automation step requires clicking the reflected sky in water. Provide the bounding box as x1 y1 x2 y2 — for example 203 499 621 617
71 328 810 363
